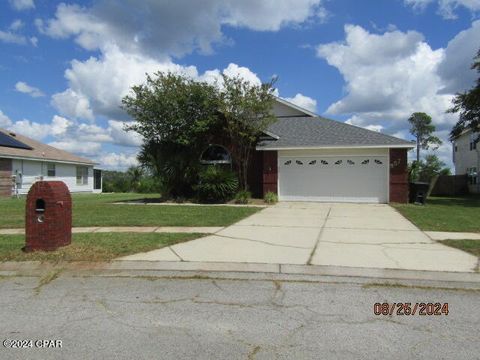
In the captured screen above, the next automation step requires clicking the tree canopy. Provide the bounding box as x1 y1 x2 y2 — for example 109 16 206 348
449 48 480 140
122 72 276 197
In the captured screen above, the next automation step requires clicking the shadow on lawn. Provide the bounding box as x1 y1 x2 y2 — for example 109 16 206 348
427 195 480 208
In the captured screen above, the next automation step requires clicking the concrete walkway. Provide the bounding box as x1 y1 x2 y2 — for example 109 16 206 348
425 231 480 241
0 226 223 235
119 202 478 273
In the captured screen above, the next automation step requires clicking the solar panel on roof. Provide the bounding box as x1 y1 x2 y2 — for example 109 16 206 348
0 132 33 150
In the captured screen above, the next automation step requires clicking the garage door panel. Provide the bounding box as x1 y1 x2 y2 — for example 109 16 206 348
278 156 388 203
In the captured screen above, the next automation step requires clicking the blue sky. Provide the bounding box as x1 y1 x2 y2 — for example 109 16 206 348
0 0 479 170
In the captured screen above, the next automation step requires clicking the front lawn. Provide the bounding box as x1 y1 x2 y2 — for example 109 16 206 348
440 240 480 258
392 195 480 232
0 193 261 229
0 232 201 262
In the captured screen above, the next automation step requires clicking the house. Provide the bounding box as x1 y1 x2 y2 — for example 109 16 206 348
0 128 102 197
220 98 414 203
452 128 479 194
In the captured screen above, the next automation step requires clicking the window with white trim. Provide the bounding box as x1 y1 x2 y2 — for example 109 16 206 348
76 166 88 185
47 163 56 177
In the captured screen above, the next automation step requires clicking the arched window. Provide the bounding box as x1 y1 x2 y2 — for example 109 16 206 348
200 145 232 165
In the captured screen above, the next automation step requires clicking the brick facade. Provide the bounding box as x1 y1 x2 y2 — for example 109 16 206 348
25 181 72 252
389 148 409 203
262 151 278 195
0 158 12 197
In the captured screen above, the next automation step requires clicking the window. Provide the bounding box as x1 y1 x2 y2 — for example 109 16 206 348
470 133 478 151
200 145 231 165
93 169 102 190
76 166 88 185
467 167 478 185
47 163 56 177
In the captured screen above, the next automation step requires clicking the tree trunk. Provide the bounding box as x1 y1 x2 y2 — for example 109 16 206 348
416 139 420 163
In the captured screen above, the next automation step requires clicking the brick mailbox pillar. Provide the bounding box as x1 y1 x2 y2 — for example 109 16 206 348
24 181 72 252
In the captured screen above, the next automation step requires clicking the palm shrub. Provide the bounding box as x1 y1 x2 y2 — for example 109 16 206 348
264 191 278 204
234 190 251 204
195 166 239 203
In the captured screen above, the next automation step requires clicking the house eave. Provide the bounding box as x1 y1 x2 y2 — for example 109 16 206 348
0 154 96 166
256 144 415 151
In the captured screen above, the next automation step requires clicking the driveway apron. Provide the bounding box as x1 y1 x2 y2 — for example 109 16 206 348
119 202 477 272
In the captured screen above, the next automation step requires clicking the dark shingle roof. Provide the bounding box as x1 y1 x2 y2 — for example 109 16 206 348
257 116 414 149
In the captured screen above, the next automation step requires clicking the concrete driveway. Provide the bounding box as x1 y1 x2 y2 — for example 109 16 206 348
121 202 477 272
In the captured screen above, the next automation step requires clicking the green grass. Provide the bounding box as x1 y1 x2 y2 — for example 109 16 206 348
392 195 480 232
0 232 201 262
0 193 260 229
440 240 480 258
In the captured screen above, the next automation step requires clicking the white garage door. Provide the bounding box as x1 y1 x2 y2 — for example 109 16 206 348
278 155 388 203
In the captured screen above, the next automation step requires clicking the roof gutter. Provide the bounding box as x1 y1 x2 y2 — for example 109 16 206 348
256 144 415 151
0 154 97 166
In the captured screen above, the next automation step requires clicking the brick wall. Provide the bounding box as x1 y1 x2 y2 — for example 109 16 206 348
262 151 278 196
25 181 72 252
389 148 409 203
0 158 12 197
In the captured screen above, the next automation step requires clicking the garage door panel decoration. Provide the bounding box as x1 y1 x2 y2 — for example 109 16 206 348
278 155 389 203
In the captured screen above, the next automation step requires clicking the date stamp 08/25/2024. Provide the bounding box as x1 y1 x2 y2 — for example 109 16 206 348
374 302 449 316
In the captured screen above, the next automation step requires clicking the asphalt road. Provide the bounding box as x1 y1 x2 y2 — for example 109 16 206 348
0 271 478 360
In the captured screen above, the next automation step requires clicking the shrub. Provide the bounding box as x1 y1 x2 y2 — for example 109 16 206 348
264 191 278 204
234 190 251 204
195 166 239 203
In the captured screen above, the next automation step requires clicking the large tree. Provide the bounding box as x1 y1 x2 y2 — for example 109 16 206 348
122 72 220 196
449 48 480 140
408 112 442 162
219 75 277 190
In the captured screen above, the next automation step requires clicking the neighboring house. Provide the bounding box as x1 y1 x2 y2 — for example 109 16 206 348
204 98 415 203
0 128 102 197
452 128 479 194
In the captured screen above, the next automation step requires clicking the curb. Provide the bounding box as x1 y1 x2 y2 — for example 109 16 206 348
1 260 479 284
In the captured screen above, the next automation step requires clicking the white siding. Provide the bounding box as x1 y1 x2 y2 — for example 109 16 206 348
453 131 480 193
11 159 94 195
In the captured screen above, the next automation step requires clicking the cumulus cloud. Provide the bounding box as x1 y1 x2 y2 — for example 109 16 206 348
9 0 35 11
8 120 51 140
98 152 139 170
405 0 480 19
0 30 27 45
0 110 13 127
315 24 475 167
437 20 480 93
48 140 102 157
51 89 94 120
9 20 24 31
15 81 45 97
36 1 325 58
284 93 317 113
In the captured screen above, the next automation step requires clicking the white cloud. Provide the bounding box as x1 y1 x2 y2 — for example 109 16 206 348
315 24 468 167
37 1 325 58
51 89 94 120
15 81 45 97
29 36 38 47
0 30 27 45
98 152 139 170
284 93 317 113
405 0 480 19
9 20 24 31
48 140 102 157
9 0 35 11
437 20 480 93
0 110 13 127
8 120 51 140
